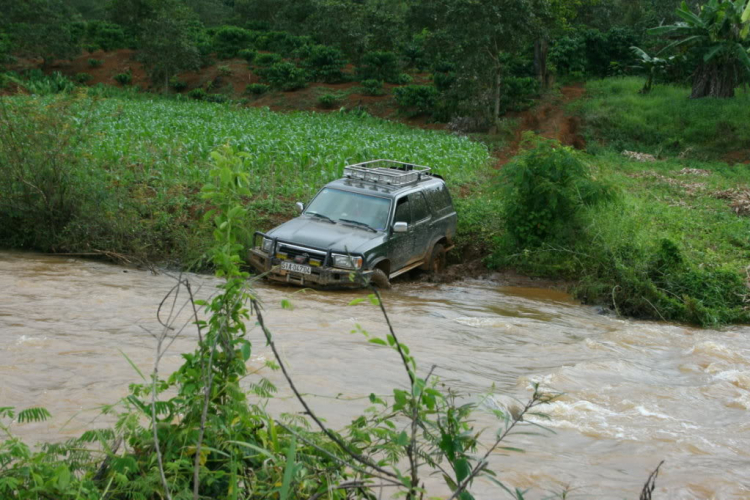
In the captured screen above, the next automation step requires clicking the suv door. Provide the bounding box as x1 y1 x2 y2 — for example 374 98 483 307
388 195 413 272
409 191 433 261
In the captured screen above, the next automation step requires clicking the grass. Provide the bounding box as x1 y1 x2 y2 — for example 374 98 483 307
0 93 491 267
572 77 750 160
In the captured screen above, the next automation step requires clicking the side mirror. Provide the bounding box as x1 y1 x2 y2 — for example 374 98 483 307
393 222 408 233
295 202 304 213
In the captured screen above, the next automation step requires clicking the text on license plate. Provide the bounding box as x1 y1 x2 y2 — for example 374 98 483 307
281 261 311 274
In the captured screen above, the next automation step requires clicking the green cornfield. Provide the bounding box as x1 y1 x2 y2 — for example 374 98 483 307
78 97 490 197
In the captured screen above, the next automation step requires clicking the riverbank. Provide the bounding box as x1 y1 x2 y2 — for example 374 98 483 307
1 79 748 326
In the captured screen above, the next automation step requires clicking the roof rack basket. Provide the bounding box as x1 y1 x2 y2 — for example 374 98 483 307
343 159 432 186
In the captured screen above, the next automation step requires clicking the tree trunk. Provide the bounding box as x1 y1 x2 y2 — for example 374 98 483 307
534 39 549 88
493 65 503 122
164 73 169 95
691 63 736 98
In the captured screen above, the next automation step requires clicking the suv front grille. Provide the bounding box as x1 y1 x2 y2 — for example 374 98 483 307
277 244 326 265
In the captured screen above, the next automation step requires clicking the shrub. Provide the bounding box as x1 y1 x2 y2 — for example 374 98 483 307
357 51 401 83
212 26 253 59
302 44 347 83
253 31 312 56
170 77 187 91
433 70 456 92
188 88 207 100
393 85 439 116
317 92 341 108
257 61 307 91
75 72 92 84
499 76 540 113
206 93 229 103
254 52 282 67
245 83 269 95
394 73 413 85
113 71 132 85
87 58 103 68
218 64 232 76
85 21 128 52
238 48 256 63
497 136 615 247
360 79 384 96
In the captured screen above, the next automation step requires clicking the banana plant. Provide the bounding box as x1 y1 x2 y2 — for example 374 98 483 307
649 0 750 98
630 46 673 93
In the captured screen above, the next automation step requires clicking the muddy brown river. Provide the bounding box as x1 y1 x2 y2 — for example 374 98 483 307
1 252 749 499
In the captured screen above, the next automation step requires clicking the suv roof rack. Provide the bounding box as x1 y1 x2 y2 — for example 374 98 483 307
343 159 432 186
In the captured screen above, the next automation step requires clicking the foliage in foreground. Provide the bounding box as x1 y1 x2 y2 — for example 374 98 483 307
491 136 750 327
0 146 555 499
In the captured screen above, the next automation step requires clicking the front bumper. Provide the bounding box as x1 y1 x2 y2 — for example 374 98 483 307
248 248 371 288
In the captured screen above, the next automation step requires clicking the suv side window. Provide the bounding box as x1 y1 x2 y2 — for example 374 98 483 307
394 197 411 223
425 182 452 214
411 192 430 222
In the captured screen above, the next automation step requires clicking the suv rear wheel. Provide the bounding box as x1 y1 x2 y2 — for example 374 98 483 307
428 243 446 275
369 268 391 289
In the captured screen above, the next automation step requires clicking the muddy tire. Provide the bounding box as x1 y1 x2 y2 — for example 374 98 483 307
369 268 391 289
428 243 447 275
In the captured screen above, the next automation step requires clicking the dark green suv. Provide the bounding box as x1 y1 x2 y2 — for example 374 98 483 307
249 160 457 288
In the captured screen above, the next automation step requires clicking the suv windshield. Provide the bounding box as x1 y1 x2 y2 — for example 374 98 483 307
305 188 391 231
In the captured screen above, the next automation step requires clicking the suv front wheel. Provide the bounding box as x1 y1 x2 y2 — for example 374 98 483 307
369 268 391 289
427 243 446 275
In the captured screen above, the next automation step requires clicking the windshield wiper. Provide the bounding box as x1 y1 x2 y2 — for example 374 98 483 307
339 218 377 232
308 212 336 224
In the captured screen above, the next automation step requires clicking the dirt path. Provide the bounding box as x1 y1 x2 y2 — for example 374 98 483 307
494 83 587 167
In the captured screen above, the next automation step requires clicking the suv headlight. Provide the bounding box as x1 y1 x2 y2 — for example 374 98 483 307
261 237 274 253
332 254 363 269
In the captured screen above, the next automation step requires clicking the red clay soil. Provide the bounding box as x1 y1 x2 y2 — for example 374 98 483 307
493 83 587 168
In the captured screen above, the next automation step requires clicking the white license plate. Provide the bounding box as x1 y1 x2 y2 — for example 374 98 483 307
281 261 311 274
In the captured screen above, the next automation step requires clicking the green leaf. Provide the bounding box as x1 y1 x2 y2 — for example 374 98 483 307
703 44 724 61
280 299 294 310
368 337 387 346
241 339 251 361
279 436 297 500
118 348 146 381
395 430 409 446
17 407 51 423
742 0 750 22
227 441 277 462
348 297 366 306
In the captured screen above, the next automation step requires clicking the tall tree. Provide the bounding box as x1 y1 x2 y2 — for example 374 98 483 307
434 0 550 123
138 3 201 93
650 0 750 98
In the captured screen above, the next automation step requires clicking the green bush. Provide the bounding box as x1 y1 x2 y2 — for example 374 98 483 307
252 30 312 57
317 92 341 108
113 71 132 85
433 70 456 92
245 83 269 95
257 61 307 91
360 79 384 96
170 77 187 91
188 88 207 100
87 58 103 68
357 51 401 83
212 26 253 59
84 21 128 52
205 93 229 103
75 72 92 84
218 64 232 76
499 76 540 113
395 73 413 85
302 44 347 83
238 48 256 63
497 136 615 247
254 52 282 67
393 85 439 116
